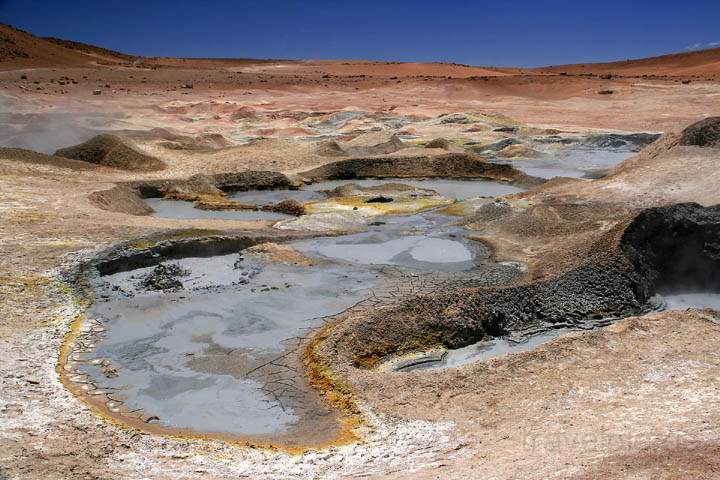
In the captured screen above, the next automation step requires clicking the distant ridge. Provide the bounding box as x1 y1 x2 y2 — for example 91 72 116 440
539 47 720 77
1 21 719 78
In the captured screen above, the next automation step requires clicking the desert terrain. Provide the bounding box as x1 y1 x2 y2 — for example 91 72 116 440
1 22 720 479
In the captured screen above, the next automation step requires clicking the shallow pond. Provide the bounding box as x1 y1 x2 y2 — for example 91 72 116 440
84 253 378 438
294 212 483 272
145 198 292 221
502 148 635 179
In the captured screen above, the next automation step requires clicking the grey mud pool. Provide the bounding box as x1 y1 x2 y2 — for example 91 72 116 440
66 177 526 444
64 166 718 445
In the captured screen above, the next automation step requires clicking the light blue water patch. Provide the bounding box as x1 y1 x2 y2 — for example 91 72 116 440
501 148 634 179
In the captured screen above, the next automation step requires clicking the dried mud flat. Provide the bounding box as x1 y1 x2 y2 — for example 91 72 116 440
2 24 720 480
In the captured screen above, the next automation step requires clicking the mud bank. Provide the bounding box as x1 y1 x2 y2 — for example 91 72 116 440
299 152 541 187
318 203 720 370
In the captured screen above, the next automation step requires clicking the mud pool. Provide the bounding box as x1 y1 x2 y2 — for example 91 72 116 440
382 291 720 373
501 147 636 179
72 182 521 442
293 212 482 272
145 198 292 221
229 189 324 205
67 164 708 443
383 329 574 372
145 177 524 221
81 253 378 439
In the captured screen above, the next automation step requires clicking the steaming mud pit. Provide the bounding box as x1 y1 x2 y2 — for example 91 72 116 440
67 172 718 445
64 179 526 445
78 253 378 445
144 178 523 221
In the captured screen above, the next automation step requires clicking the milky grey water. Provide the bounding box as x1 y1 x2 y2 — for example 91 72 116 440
145 198 292 221
501 148 634 179
84 253 378 436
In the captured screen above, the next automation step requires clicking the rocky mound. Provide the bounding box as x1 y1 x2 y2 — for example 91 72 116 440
300 151 541 187
159 174 225 201
55 134 166 171
140 263 190 291
314 140 347 157
424 138 465 153
678 117 720 148
88 185 154 216
0 147 97 171
337 131 405 156
263 199 306 216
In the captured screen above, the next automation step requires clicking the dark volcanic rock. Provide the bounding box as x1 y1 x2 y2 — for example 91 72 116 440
365 196 393 203
678 117 720 148
262 199 306 216
621 203 720 299
141 263 190 291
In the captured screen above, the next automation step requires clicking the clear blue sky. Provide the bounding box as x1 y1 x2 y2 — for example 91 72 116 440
2 0 719 67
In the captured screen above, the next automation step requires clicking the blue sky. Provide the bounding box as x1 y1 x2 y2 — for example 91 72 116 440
2 0 719 67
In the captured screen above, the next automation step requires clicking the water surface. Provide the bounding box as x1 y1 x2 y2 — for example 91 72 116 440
146 198 291 221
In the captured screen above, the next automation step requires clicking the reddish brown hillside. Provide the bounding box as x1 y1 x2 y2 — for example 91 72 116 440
539 47 720 78
0 23 131 68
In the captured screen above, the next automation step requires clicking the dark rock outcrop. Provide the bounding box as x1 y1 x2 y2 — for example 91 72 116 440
678 116 720 148
621 203 720 299
263 199 306 216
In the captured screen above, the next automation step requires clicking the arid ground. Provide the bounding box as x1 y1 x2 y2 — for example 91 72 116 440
2 22 720 479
